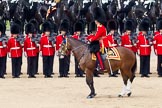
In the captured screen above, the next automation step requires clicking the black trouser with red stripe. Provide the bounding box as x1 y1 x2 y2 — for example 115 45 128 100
0 56 6 77
59 55 70 76
157 55 162 76
140 55 150 76
11 57 22 77
43 56 54 76
95 52 104 70
27 56 37 77
35 53 39 74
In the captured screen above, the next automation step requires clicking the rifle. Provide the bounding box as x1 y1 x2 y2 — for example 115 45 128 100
0 34 8 47
48 32 57 47
16 34 25 46
31 34 41 47
114 32 121 46
145 31 153 45
130 32 138 46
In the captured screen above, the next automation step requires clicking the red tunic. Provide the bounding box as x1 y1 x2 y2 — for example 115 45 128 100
72 32 79 40
56 34 66 50
40 34 55 56
24 36 37 57
103 34 117 48
121 33 137 52
153 33 162 55
7 37 23 58
89 25 107 42
0 41 7 57
137 33 151 55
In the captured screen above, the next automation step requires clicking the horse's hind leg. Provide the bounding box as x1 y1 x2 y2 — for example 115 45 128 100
118 70 129 97
86 69 96 99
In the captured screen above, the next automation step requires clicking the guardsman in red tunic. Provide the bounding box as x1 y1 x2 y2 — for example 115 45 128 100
121 19 137 54
72 21 85 77
8 24 22 78
29 19 40 75
88 7 107 71
153 18 162 77
103 19 119 77
0 22 7 78
56 19 70 78
86 21 100 77
24 23 37 78
103 19 118 49
40 21 55 78
137 18 152 77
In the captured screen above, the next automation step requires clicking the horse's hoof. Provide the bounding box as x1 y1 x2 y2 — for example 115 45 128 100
127 92 132 97
118 94 123 98
87 93 96 99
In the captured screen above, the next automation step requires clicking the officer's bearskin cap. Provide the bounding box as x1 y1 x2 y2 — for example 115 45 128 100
0 22 4 33
124 19 134 31
74 21 83 32
139 18 150 31
107 19 118 30
59 19 69 32
47 19 58 33
93 7 106 25
29 19 39 32
89 21 96 32
156 17 162 30
11 24 20 34
41 21 52 32
25 23 35 34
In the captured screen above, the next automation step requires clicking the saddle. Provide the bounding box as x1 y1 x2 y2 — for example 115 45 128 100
91 47 121 61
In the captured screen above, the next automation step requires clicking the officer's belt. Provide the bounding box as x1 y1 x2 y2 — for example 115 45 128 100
27 47 36 50
124 45 132 47
140 45 150 47
43 45 52 48
110 44 117 47
0 46 4 48
11 47 20 50
157 44 162 46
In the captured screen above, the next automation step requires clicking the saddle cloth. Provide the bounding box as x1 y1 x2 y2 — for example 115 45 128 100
91 47 121 61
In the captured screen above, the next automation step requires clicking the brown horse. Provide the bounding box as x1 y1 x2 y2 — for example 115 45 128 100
62 37 137 98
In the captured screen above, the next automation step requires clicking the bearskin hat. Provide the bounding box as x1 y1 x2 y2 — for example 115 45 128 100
107 19 118 30
0 22 4 33
74 21 83 32
25 23 35 34
59 19 69 32
139 18 150 31
11 24 20 34
47 19 58 33
41 21 52 32
124 19 134 31
156 17 162 30
93 7 106 25
29 19 39 33
89 21 97 32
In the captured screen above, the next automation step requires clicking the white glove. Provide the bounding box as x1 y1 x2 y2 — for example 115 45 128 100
24 52 27 57
40 51 42 56
8 53 11 58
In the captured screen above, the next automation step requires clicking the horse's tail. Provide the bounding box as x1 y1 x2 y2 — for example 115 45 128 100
130 56 137 83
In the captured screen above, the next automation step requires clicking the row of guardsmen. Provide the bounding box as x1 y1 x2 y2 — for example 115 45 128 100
1 16 162 78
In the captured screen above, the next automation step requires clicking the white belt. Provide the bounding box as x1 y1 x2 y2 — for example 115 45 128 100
0 46 3 48
111 44 117 47
11 47 20 50
140 45 150 47
43 45 52 48
124 45 132 47
27 47 36 50
157 44 162 46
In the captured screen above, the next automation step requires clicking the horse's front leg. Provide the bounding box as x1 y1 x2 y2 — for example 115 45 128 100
86 69 96 99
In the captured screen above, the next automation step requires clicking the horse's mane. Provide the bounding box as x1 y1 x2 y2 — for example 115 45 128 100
69 37 88 47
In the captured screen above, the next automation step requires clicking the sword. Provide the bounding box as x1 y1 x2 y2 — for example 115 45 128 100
105 48 113 75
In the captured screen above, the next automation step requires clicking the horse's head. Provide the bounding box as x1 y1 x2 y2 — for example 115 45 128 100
58 37 72 57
